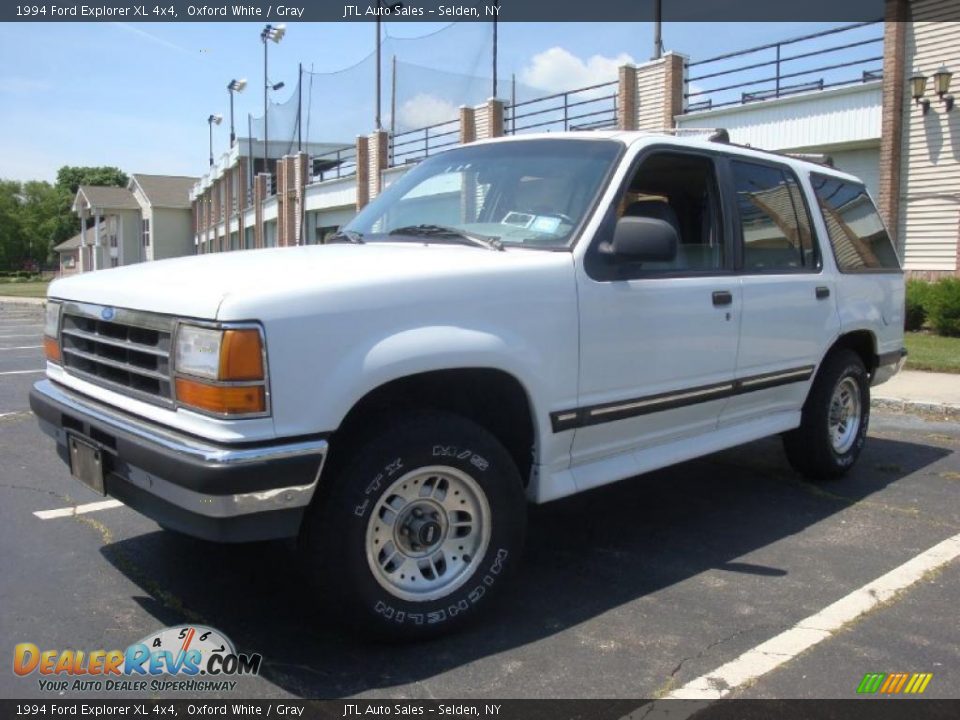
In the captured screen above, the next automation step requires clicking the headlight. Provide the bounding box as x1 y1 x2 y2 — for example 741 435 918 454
43 301 61 363
174 324 267 416
174 325 222 380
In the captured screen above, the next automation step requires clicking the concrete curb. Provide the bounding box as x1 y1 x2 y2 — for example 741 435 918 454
873 397 960 420
0 297 45 306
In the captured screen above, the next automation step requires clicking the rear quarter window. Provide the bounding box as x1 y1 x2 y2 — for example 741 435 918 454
810 173 901 273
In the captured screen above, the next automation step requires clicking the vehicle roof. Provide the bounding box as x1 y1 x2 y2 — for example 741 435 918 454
469 130 866 186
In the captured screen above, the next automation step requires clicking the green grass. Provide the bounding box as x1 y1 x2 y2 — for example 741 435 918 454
904 331 960 374
0 280 49 298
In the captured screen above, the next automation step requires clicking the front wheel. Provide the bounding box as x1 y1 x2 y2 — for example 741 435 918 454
300 412 526 640
783 349 870 480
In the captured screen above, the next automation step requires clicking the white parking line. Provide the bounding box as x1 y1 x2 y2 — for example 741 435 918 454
666 531 960 700
0 369 44 375
34 500 125 520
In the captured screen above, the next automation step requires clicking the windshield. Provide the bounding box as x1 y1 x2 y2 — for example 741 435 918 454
344 138 623 250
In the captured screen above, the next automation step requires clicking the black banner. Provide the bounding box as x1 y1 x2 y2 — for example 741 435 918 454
3 700 960 719
1 0 902 24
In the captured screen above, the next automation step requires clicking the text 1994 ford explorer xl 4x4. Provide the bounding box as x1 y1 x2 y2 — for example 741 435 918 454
31 133 905 639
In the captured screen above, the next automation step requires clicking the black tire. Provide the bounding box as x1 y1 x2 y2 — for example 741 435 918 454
300 411 526 641
783 349 870 480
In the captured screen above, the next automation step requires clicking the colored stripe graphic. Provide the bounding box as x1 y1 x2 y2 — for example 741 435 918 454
857 672 932 694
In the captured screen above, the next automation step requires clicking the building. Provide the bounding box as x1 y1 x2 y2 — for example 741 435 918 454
71 174 198 273
52 228 90 276
191 2 959 277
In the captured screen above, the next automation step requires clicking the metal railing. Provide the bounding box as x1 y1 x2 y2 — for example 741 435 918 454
684 21 883 113
390 117 460 167
506 81 618 135
311 145 358 182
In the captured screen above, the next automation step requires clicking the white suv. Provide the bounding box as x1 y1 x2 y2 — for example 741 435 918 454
32 132 905 639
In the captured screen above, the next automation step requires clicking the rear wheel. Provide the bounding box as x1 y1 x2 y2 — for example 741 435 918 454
783 349 870 480
300 411 526 640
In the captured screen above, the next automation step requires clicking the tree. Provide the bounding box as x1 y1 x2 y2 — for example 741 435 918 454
0 166 129 270
19 181 63 267
55 166 128 196
0 181 26 270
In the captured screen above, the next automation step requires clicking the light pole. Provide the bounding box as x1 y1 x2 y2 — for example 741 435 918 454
375 2 403 131
260 23 286 173
207 114 222 167
227 78 247 146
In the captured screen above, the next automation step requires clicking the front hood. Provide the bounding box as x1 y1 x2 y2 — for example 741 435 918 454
49 244 569 320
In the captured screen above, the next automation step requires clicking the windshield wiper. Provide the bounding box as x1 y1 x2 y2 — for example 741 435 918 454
388 224 504 251
327 229 365 244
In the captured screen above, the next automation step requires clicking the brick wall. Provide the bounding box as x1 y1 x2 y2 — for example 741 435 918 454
879 0 908 245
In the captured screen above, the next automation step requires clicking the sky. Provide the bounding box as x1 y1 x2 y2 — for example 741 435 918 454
0 20 850 183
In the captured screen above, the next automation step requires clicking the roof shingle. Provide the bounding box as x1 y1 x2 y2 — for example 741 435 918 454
131 174 198 209
76 185 139 211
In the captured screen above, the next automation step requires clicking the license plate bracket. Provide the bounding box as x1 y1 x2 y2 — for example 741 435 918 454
69 436 105 495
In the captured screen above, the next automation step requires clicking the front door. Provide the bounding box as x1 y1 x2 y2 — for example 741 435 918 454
571 149 741 477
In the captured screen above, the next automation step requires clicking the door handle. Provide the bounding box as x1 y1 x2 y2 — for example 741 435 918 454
712 290 733 307
816 286 830 300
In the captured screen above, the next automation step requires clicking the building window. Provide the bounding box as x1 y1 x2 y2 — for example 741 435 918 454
142 218 151 246
111 258 119 268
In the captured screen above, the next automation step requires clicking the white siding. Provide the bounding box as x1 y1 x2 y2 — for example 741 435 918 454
678 82 882 151
831 147 881 199
304 176 356 212
898 14 960 271
636 59 666 131
474 104 491 140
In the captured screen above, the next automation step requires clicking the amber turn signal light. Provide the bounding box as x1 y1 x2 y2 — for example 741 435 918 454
43 336 61 364
219 329 264 381
175 377 266 415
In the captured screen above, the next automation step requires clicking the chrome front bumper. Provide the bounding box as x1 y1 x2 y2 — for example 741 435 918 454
30 379 328 542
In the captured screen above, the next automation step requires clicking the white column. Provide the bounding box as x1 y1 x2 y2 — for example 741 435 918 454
117 215 124 266
78 211 87 273
93 212 101 270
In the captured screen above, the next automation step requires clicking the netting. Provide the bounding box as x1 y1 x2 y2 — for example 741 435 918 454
249 22 544 155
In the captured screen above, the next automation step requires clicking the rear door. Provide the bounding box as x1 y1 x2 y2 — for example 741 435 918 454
720 158 840 427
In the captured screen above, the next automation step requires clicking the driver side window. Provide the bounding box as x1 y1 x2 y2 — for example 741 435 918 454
616 152 724 273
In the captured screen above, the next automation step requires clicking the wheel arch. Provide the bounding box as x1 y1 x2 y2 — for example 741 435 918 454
328 367 539 487
826 329 879 377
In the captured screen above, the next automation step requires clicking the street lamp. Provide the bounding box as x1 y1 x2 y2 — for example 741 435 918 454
227 78 247 146
260 23 286 173
207 114 222 167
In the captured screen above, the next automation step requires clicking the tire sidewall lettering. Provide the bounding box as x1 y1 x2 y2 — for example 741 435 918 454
370 548 511 626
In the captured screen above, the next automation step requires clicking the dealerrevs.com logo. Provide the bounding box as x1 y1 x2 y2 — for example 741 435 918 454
13 625 263 693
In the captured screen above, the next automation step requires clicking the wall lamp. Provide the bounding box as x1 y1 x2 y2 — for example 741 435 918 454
911 64 954 115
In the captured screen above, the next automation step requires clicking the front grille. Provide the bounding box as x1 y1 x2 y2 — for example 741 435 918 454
59 304 175 405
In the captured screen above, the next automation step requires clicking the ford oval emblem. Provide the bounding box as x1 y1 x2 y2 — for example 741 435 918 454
101 307 116 321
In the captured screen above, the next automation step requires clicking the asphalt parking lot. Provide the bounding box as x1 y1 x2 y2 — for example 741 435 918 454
1 301 958 703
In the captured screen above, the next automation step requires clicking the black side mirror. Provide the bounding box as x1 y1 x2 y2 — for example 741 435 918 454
600 216 679 262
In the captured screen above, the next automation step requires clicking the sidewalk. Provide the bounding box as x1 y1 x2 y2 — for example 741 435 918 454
873 370 960 418
0 296 45 306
